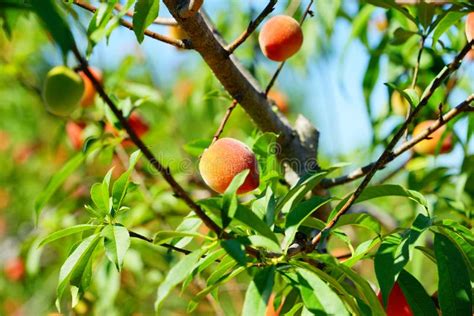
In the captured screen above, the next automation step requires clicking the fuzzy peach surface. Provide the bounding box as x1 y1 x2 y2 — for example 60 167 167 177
259 15 303 62
413 120 452 155
199 138 259 194
465 12 474 43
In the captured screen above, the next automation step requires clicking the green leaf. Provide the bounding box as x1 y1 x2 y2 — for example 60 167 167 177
397 270 438 316
343 237 380 267
111 150 140 211
90 182 109 216
234 204 278 243
101 225 130 271
31 0 75 54
133 0 160 43
375 214 431 306
247 235 280 253
417 1 435 30
155 249 203 311
39 224 97 248
365 0 416 23
434 233 472 315
294 268 350 316
276 170 330 214
333 213 381 234
56 234 101 310
220 239 247 266
222 170 250 228
356 184 428 209
35 153 85 221
282 196 332 251
391 27 418 46
242 267 275 316
432 11 466 45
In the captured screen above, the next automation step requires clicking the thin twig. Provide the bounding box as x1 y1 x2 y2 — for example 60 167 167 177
212 99 238 143
114 3 178 26
73 0 191 49
319 41 473 190
265 0 314 95
129 230 191 254
308 43 473 251
375 152 413 185
226 0 277 54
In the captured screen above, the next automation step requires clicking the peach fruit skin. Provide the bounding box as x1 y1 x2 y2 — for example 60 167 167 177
465 12 474 43
377 283 413 316
413 120 452 155
199 138 259 194
268 90 289 113
259 15 303 62
66 121 86 150
79 67 102 107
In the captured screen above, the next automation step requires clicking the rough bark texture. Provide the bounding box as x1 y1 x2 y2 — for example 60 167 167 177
163 0 319 176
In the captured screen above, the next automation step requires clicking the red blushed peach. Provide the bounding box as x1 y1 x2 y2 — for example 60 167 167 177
199 138 259 194
413 120 452 155
465 12 474 43
4 257 25 282
121 113 150 148
259 15 303 62
377 283 413 316
268 90 289 113
78 67 102 107
66 121 86 151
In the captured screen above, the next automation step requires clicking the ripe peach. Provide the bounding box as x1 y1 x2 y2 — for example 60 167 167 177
266 293 284 316
466 49 474 61
78 67 102 107
199 138 259 194
259 15 303 62
43 66 84 116
168 25 189 41
390 87 421 117
268 90 289 113
413 120 452 155
4 257 25 282
465 12 474 43
66 121 86 151
377 283 413 316
121 113 150 147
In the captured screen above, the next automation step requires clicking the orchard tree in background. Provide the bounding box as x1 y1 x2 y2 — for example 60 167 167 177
0 0 473 315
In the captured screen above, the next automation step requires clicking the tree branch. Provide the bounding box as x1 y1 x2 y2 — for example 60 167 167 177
212 99 238 143
225 0 277 54
114 3 178 26
162 0 319 176
307 42 473 251
73 0 191 49
320 41 473 189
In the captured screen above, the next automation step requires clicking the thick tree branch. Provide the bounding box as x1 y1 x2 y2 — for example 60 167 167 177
73 0 191 49
320 41 474 189
163 0 319 176
225 0 277 54
307 42 473 252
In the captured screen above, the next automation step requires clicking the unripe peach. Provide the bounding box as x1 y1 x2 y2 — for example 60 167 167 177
268 90 289 113
43 66 84 116
377 283 413 316
66 121 86 150
413 120 452 155
199 138 259 194
259 15 303 62
465 12 474 43
78 67 102 107
4 257 25 282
